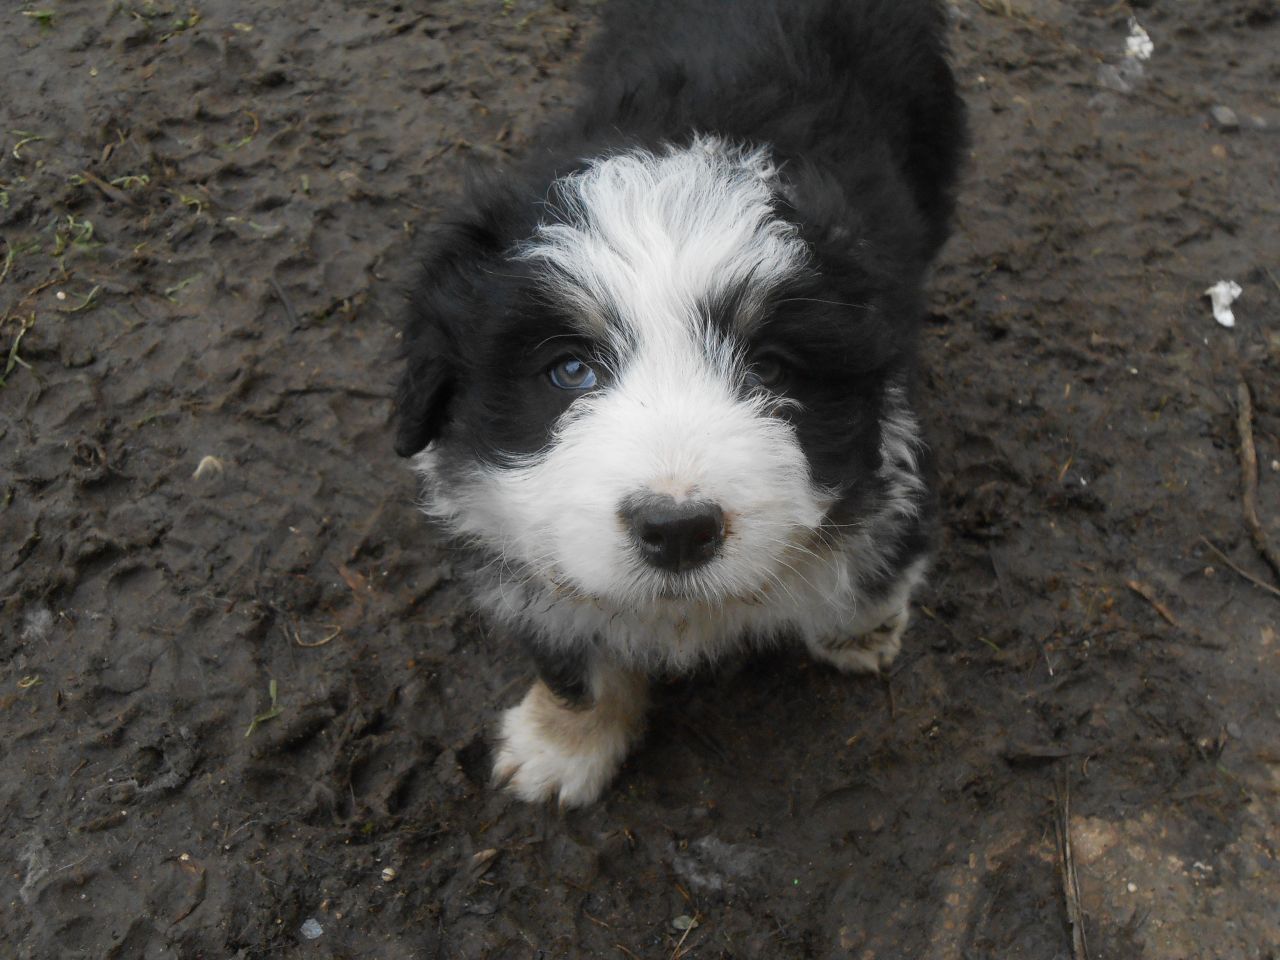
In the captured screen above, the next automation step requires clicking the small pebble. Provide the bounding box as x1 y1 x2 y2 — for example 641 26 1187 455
1209 105 1239 131
1127 881 1137 893
192 455 226 480
672 915 698 932
381 866 397 883
300 917 323 940
1226 721 1243 739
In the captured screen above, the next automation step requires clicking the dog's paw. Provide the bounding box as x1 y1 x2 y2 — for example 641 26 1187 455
808 605 908 675
492 680 641 808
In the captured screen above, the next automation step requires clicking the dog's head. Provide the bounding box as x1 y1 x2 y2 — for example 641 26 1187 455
396 137 928 606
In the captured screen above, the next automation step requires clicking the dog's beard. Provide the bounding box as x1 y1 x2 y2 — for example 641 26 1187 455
465 503 837 612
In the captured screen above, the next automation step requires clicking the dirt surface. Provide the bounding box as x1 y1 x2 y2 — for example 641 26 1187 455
2 1 1279 957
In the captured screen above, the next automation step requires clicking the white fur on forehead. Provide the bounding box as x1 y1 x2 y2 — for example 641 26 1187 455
518 136 809 337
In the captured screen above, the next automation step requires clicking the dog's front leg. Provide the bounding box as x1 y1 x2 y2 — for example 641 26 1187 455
805 600 909 675
492 644 648 808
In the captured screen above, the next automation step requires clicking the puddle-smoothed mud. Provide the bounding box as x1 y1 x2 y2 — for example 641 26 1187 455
2 1 1278 957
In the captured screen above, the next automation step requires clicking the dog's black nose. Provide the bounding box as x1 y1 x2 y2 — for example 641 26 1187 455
623 496 725 573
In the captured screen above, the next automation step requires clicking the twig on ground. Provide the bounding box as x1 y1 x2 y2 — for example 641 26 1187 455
1125 580 1179 627
1199 536 1280 601
1264 265 1280 296
295 624 341 648
671 917 699 960
422 139 461 166
1235 382 1280 584
269 276 299 326
78 169 136 206
1054 773 1090 960
1125 580 1226 648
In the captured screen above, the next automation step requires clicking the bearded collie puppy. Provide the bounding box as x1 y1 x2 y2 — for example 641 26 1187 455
394 0 967 806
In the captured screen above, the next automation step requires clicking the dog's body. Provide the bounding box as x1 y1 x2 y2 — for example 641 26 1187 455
395 0 966 806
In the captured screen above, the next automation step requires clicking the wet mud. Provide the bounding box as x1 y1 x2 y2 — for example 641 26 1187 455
2 1 1278 957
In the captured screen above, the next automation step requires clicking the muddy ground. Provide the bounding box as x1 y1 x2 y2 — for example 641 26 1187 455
2 0 1278 957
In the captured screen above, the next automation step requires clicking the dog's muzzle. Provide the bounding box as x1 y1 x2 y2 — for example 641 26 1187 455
621 495 725 573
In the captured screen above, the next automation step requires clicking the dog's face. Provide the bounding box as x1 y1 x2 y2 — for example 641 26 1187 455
397 138 926 608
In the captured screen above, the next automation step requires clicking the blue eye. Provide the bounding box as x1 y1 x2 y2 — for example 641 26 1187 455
744 355 787 390
548 356 598 391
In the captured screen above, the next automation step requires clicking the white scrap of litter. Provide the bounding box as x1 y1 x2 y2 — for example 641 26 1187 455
299 917 323 940
1096 19 1153 96
192 455 226 480
1126 19 1153 61
21 606 54 643
1204 280 1242 328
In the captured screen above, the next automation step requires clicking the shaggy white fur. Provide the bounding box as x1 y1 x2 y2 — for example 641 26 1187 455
492 664 648 808
408 141 935 806
517 136 808 341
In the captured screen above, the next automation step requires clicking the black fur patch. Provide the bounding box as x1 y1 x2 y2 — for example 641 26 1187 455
395 0 967 673
395 0 966 477
524 637 593 708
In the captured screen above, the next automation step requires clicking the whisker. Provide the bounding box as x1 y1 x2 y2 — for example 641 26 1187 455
773 297 874 311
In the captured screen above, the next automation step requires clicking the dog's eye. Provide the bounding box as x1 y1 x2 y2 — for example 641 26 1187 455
744 355 787 391
548 356 598 391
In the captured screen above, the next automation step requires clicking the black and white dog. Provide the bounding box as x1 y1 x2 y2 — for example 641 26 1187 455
394 0 966 806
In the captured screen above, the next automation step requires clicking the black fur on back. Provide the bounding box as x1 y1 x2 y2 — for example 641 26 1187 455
576 0 967 258
394 0 967 473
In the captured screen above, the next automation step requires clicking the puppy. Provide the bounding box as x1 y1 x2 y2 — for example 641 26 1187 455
394 0 966 806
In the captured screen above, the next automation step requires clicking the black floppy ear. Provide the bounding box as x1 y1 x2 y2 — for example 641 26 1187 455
393 355 453 457
393 177 521 457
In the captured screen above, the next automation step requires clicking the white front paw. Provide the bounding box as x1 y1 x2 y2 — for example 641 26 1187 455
808 606 908 675
491 684 635 808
